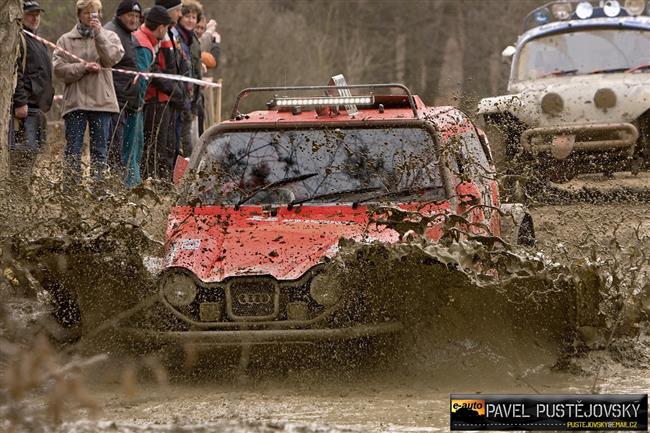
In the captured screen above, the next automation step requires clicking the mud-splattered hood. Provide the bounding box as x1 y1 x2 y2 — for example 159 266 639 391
164 205 412 282
478 73 650 127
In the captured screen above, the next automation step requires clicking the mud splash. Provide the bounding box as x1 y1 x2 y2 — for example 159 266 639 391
1 173 649 432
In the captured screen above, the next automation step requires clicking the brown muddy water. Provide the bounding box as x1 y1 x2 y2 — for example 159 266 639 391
1 171 649 433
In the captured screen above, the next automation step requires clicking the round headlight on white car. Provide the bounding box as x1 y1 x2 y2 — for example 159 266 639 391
541 93 564 115
162 273 197 307
309 273 343 307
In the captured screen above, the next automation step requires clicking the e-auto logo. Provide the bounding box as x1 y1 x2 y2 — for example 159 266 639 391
451 399 486 420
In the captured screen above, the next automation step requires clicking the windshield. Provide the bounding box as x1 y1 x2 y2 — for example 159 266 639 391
184 127 446 206
515 28 650 81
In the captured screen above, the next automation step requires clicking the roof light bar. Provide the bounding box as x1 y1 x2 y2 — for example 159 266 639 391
274 96 374 107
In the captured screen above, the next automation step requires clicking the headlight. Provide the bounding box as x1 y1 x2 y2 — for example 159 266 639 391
541 93 564 115
625 0 646 15
162 273 197 307
594 88 616 110
309 273 342 307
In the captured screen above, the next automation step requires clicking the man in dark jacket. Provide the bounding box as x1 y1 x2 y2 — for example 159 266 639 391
142 0 188 181
11 0 54 182
105 0 142 171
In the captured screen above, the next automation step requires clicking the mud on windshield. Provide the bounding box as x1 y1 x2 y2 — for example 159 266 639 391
183 127 446 206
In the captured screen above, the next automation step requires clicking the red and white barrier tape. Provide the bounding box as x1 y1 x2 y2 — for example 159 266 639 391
24 29 222 88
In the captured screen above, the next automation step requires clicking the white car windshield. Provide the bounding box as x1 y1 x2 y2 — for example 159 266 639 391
515 28 650 80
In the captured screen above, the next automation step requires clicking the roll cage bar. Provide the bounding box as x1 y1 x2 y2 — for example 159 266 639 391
230 83 419 119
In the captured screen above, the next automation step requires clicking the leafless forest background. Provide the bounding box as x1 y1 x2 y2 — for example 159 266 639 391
38 0 546 118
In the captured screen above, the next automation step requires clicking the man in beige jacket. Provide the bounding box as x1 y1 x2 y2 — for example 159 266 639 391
52 0 124 183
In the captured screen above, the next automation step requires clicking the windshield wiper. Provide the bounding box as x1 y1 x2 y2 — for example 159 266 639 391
234 172 318 209
538 69 578 78
288 186 382 209
588 67 627 74
626 63 650 73
351 185 446 208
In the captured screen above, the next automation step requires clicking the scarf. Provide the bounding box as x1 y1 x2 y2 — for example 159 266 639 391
76 22 94 38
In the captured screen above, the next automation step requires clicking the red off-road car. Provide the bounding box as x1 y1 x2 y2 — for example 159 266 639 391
123 80 534 348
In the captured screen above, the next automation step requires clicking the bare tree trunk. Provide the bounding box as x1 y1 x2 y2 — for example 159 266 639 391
0 0 22 180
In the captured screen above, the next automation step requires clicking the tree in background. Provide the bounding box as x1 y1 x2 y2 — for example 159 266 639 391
0 0 24 179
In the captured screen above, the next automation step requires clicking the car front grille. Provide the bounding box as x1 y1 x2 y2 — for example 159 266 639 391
226 279 279 320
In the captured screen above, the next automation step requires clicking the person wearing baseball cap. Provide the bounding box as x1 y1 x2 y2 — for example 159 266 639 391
104 0 143 172
10 0 54 188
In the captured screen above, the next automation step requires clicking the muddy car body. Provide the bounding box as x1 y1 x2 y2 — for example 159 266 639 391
122 82 534 348
478 0 650 181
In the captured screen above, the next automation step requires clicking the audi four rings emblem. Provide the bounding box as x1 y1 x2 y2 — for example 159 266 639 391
237 293 272 305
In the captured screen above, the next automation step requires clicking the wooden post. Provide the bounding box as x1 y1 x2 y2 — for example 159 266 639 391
202 76 213 128
0 0 23 180
215 79 222 123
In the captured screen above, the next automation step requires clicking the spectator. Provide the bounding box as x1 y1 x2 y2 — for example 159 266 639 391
124 6 172 187
197 17 221 76
11 0 54 185
195 16 220 136
104 0 142 172
142 0 187 181
176 0 203 156
52 0 124 183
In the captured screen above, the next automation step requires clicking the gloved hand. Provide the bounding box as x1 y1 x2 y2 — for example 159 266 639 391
206 19 221 43
206 19 217 33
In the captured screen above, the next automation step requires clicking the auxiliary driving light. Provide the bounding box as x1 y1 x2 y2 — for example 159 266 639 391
162 273 197 307
532 7 552 24
576 1 594 18
625 0 646 15
199 302 221 321
594 88 617 109
309 273 342 307
287 301 309 320
603 0 622 16
274 95 374 108
551 2 573 19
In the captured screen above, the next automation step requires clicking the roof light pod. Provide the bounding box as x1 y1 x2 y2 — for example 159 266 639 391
551 2 573 19
532 7 552 24
576 1 594 18
603 0 622 16
624 0 646 15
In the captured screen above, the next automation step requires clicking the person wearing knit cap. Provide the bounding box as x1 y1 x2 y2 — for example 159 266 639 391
141 0 190 181
122 5 171 187
105 0 142 173
10 0 54 188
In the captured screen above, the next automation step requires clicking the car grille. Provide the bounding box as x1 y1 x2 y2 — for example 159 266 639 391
227 279 279 320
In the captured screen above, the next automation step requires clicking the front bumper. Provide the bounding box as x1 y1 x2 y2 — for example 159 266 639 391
521 122 639 157
117 321 403 346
